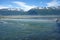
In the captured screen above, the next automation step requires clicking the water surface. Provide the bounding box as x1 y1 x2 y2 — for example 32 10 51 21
0 19 60 40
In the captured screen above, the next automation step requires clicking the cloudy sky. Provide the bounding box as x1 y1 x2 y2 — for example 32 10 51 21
0 0 60 11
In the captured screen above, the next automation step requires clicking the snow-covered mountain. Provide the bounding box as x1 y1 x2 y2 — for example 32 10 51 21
0 6 60 15
0 6 60 11
0 8 23 11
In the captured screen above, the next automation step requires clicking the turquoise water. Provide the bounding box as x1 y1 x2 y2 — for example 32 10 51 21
0 19 60 40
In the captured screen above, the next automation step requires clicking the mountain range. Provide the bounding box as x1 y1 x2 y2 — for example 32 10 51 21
0 6 60 15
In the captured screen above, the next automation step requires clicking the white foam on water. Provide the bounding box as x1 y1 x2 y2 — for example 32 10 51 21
0 21 8 24
0 19 55 23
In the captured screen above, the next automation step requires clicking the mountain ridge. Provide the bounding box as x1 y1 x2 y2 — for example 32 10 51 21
0 6 60 15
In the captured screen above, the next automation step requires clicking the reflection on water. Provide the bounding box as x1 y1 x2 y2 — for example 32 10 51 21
0 19 60 40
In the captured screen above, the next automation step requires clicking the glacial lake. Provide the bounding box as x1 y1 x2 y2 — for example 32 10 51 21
0 19 60 40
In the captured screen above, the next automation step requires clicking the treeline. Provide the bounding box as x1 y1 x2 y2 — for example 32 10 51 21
0 7 60 15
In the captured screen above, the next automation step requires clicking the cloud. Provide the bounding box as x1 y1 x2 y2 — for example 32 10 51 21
0 5 9 9
13 1 37 11
46 0 60 7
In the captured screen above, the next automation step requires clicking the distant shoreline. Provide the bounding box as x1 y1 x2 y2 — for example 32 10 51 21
0 15 60 19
